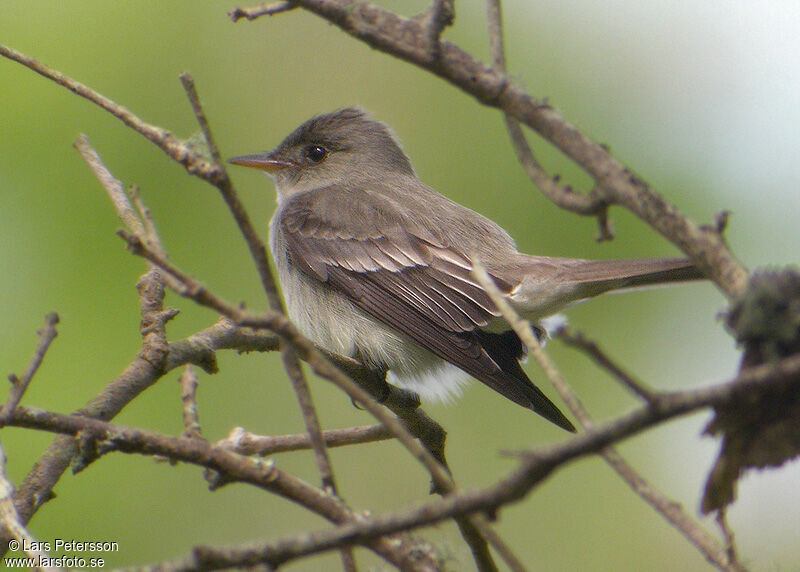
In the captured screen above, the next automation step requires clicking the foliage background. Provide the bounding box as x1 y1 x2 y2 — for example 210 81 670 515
1 1 798 570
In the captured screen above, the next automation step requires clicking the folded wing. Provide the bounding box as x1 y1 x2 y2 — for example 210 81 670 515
278 186 575 431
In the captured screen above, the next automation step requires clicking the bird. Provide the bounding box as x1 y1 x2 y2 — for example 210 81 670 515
229 108 702 432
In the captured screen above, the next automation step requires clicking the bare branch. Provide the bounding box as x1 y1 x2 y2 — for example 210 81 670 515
9 269 169 539
74 135 170 265
716 510 742 569
116 204 485 571
281 353 800 560
9 130 440 570
504 118 611 229
167 318 272 373
0 44 220 182
7 346 793 568
179 366 203 440
1 11 772 569
451 517 499 572
130 80 353 567
166 320 446 467
0 313 59 426
6 407 437 571
229 1 296 22
485 0 612 241
178 73 284 311
468 516 527 572
178 77 343 519
217 425 391 456
413 0 455 60
101 347 796 572
129 184 164 251
601 447 745 572
180 73 223 165
279 348 340 493
553 326 657 403
78 113 343 534
0 441 57 570
76 136 147 235
471 257 584 423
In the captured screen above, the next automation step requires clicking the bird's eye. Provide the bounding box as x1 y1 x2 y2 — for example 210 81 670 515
303 145 328 163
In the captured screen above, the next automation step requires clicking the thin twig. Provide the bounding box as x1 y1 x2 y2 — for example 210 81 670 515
470 258 585 423
16 130 439 570
479 14 737 568
177 79 349 572
1 22 749 289
229 1 296 22
179 366 202 440
178 77 336 491
716 511 742 569
278 350 338 493
34 274 171 507
7 407 435 572
178 73 282 310
553 326 657 403
279 339 353 572
167 317 273 373
77 137 147 236
0 441 57 570
143 317 445 487
453 518 499 572
485 0 611 241
217 425 391 456
0 313 59 426
0 44 219 182
415 0 454 60
78 112 338 506
167 321 449 471
129 184 164 253
3 22 760 568
7 268 171 544
119 226 450 569
75 135 170 265
469 515 527 572
81 108 353 566
179 74 222 166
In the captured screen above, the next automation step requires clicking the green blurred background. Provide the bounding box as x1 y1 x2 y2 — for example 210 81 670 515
2 1 799 570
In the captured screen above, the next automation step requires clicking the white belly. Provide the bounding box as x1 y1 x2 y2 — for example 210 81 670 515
271 229 470 402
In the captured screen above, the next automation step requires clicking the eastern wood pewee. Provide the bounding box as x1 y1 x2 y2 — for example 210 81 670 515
230 108 702 432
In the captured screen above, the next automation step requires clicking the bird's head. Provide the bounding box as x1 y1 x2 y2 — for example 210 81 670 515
229 108 414 197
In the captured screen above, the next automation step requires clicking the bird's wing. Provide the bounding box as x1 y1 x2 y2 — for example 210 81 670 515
277 186 574 431
281 189 503 331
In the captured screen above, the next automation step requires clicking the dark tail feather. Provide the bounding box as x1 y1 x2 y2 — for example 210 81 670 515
521 377 576 432
477 331 576 432
613 258 703 289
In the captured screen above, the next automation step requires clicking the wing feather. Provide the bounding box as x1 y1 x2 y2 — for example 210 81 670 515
276 186 575 431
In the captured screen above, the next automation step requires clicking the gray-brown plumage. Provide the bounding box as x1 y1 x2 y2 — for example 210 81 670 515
230 108 703 432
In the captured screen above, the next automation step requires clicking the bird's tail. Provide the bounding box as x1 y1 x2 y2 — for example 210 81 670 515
509 256 704 319
570 257 703 294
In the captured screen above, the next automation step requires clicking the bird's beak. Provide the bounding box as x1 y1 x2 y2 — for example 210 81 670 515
228 152 294 174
